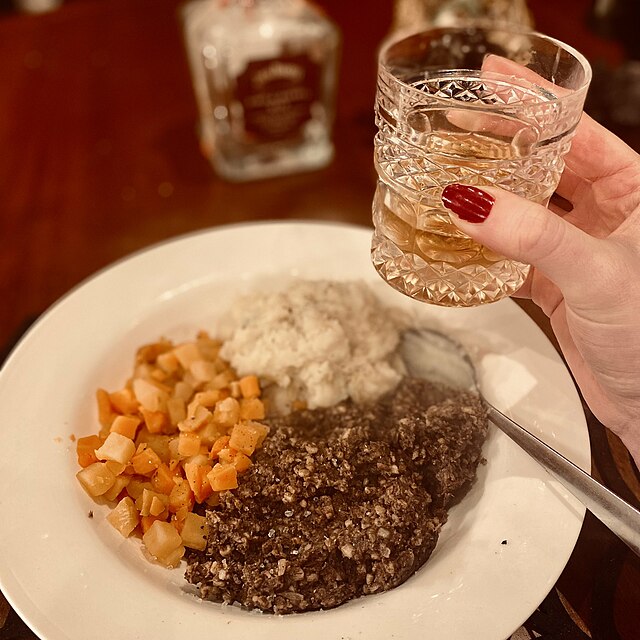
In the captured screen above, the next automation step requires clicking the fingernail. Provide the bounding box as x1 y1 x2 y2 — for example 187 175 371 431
442 184 495 223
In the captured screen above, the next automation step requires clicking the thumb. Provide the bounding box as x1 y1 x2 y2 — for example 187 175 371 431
441 184 598 294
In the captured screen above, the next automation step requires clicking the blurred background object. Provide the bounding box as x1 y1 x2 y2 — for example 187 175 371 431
391 0 533 33
181 0 340 181
12 0 62 12
587 0 640 127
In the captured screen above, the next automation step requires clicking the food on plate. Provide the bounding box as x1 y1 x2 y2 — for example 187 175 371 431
74 279 488 612
75 331 270 566
185 377 488 613
219 280 409 413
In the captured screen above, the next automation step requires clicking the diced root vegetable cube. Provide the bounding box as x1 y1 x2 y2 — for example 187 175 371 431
131 446 162 475
96 388 115 430
108 388 139 415
178 432 201 457
239 397 265 420
77 462 116 497
133 378 168 413
162 544 186 568
207 463 238 492
179 404 211 432
168 479 195 513
238 375 261 398
152 463 178 495
209 435 231 460
173 342 202 369
156 350 179 374
140 514 165 534
138 488 169 517
140 408 168 434
189 360 218 383
193 389 222 407
212 396 240 427
180 512 208 551
184 462 213 503
109 415 141 440
95 432 136 465
233 451 252 473
103 474 131 501
126 478 154 500
107 497 139 537
142 520 185 566
228 421 269 456
76 434 103 468
166 397 186 426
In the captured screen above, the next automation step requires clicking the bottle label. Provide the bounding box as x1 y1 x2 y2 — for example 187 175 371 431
235 53 321 143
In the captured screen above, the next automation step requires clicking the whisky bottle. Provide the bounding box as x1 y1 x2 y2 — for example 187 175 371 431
182 0 341 181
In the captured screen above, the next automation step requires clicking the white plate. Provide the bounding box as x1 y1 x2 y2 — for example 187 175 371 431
0 221 590 640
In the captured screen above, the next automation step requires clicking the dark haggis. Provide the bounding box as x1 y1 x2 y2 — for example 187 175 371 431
185 377 488 614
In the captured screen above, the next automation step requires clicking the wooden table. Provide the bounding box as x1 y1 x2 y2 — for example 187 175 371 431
1 1 639 638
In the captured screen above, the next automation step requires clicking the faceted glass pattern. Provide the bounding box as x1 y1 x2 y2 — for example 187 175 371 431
371 26 591 307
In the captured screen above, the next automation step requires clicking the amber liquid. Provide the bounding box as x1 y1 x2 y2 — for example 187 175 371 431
371 131 558 307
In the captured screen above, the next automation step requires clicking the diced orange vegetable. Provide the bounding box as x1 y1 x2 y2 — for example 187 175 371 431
228 421 269 456
103 474 131 502
238 375 261 399
217 447 251 472
179 404 211 432
209 435 231 460
126 478 154 500
173 342 202 369
192 389 222 408
96 388 115 431
109 415 141 440
108 388 139 415
207 463 238 492
168 479 195 514
107 497 139 537
212 397 240 427
178 432 201 457
138 488 169 517
140 408 168 434
76 434 104 468
233 451 252 473
152 463 177 495
140 514 168 535
180 512 208 551
136 340 172 365
131 446 162 476
76 462 117 497
184 461 214 503
239 397 265 420
133 378 168 413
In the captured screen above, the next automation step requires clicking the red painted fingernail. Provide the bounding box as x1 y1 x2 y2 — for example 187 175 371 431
442 184 495 223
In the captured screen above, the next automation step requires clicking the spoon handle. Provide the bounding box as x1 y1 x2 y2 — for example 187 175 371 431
487 404 640 557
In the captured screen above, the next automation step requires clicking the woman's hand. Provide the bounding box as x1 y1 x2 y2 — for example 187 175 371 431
441 113 640 465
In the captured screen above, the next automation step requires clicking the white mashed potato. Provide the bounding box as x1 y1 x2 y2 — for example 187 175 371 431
219 280 409 413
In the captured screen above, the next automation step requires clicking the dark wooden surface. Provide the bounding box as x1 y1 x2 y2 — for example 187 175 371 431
1 0 639 638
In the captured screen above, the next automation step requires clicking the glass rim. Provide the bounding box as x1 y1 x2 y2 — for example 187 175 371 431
379 22 593 101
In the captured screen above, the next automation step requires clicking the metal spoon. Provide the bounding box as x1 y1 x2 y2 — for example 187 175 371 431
401 328 640 557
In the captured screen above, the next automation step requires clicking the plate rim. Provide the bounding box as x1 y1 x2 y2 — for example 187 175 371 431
0 220 589 640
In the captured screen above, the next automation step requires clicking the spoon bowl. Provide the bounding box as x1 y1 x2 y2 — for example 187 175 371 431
401 327 640 557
